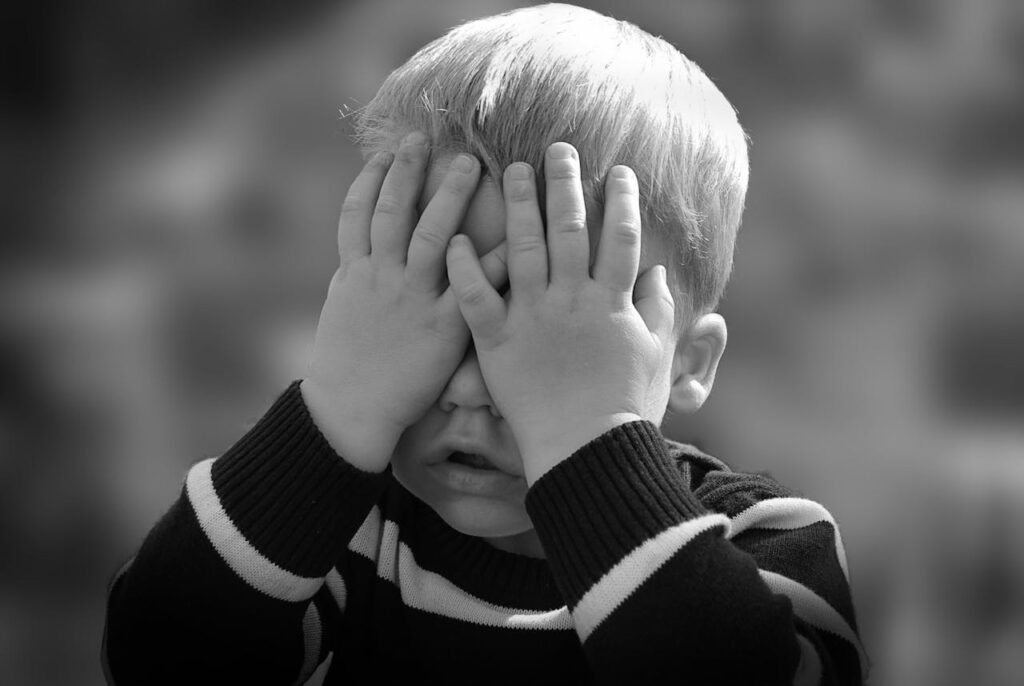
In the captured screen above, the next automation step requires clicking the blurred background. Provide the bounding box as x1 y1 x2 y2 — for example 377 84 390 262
2 0 1023 683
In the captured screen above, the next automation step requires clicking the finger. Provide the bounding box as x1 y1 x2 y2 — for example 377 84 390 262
338 151 393 267
544 143 590 286
438 240 508 326
592 166 642 300
502 163 547 302
478 240 509 292
405 153 480 291
446 234 507 347
633 265 675 341
370 131 430 264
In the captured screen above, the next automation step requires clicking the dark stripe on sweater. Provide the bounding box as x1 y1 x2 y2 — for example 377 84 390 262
525 420 709 607
105 494 306 684
732 521 859 631
391 492 564 610
581 528 801 684
330 553 589 684
795 615 865 685
209 382 392 577
695 470 796 517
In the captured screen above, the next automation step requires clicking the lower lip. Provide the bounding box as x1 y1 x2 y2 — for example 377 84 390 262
427 460 524 497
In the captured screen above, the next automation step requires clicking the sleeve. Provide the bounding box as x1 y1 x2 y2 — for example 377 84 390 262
102 382 391 685
524 420 868 685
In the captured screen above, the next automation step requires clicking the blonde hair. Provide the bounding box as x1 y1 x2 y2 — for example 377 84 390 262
355 3 749 324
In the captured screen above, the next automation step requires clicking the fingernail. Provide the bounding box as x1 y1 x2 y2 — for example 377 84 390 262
547 143 576 160
403 131 429 147
610 165 634 181
506 162 532 180
452 154 477 173
373 151 394 165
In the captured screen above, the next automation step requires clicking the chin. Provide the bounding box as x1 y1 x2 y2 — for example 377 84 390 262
430 496 534 539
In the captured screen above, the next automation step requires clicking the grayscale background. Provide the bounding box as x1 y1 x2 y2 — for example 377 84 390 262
3 1 1023 683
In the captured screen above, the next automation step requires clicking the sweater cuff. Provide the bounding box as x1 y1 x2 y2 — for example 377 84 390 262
524 420 708 605
195 381 391 580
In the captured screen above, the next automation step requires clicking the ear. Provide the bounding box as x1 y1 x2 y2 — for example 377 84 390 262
668 313 728 414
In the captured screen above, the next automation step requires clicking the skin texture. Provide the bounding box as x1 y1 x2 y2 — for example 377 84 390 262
445 145 676 485
303 133 728 557
302 133 509 473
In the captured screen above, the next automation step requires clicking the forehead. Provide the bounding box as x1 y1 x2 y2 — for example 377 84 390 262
417 152 507 258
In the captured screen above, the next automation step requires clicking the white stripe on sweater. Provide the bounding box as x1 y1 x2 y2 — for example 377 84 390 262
349 506 383 562
728 497 850 581
347 516 572 630
301 653 333 686
186 458 322 601
759 570 868 676
325 569 346 612
293 602 322 686
792 633 823 686
571 513 731 642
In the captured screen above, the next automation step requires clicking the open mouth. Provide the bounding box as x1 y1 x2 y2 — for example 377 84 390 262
446 451 499 471
427 448 524 496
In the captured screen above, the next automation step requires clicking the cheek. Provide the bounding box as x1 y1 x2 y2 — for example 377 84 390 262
643 345 677 421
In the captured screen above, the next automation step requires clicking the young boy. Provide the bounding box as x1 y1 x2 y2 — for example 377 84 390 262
104 4 866 684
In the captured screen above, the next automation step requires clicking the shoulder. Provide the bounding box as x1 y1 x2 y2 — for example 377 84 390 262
663 438 798 516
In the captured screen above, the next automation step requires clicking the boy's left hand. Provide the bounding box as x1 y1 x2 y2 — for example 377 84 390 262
446 143 675 486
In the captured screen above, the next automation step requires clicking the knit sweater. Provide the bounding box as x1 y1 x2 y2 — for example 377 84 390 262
103 382 867 684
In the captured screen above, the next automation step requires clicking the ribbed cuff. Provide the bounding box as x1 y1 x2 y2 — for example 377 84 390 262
209 381 392 577
525 420 708 606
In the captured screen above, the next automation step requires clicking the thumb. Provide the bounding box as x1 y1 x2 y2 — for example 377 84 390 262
633 265 675 341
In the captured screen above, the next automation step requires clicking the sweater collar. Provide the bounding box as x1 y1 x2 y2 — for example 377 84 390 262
392 436 723 611
396 486 565 610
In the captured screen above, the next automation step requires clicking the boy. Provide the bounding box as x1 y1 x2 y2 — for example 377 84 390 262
104 4 866 684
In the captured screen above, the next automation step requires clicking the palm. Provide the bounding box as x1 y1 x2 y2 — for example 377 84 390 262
302 135 506 470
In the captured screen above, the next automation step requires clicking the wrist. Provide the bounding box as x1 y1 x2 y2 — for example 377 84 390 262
516 412 644 486
300 379 402 473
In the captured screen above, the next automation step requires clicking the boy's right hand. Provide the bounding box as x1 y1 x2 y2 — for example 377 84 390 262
302 132 507 472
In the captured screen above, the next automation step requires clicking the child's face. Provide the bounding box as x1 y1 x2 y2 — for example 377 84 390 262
389 151 676 557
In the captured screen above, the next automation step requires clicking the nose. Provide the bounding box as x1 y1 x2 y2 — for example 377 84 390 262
438 344 501 418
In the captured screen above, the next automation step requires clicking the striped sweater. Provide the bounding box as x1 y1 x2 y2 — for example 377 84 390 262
103 382 867 684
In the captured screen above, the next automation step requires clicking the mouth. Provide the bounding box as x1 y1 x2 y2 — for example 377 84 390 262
425 447 525 497
445 451 500 471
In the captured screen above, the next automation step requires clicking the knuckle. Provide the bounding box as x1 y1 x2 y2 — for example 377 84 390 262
556 214 587 233
412 226 449 250
458 283 489 307
340 198 367 217
510 233 547 254
374 196 404 216
611 220 641 245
